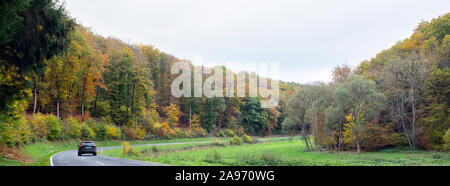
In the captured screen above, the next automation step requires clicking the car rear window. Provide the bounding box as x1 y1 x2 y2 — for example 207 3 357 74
82 142 94 146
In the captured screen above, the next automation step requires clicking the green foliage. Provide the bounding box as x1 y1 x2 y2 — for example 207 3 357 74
45 115 61 140
231 136 242 145
443 129 450 151
225 129 235 137
0 0 75 113
240 97 268 135
215 130 225 137
63 117 81 139
80 125 95 140
0 116 32 147
242 134 252 143
152 146 159 153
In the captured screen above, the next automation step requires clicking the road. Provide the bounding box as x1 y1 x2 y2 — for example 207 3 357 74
50 141 212 166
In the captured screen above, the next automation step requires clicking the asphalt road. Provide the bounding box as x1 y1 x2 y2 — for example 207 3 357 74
50 141 212 166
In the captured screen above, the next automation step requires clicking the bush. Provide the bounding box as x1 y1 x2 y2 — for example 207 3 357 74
215 130 225 137
231 136 241 145
94 123 107 140
0 116 32 147
130 147 140 156
191 124 206 137
152 146 159 153
28 114 47 140
225 129 235 137
107 125 121 139
45 115 61 140
63 117 82 139
122 126 138 140
215 138 224 146
80 124 95 140
444 128 450 151
136 127 146 140
122 141 130 156
242 134 252 143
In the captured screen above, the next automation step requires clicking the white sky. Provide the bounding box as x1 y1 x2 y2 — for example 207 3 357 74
64 0 449 83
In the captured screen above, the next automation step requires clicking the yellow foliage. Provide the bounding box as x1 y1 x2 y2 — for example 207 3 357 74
136 128 146 140
342 113 355 146
122 141 130 156
106 125 121 139
162 121 176 137
163 104 182 127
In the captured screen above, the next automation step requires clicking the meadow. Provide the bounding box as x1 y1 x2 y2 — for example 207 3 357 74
101 137 450 166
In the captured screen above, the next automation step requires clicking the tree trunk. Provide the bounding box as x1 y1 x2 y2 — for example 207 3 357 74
338 122 343 151
354 127 361 154
33 88 37 114
57 99 60 119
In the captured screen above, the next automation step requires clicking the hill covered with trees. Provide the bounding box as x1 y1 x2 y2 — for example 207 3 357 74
0 0 300 148
0 0 448 154
282 13 450 152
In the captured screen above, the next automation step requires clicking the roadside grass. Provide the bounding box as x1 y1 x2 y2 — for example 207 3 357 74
0 137 222 166
100 139 450 166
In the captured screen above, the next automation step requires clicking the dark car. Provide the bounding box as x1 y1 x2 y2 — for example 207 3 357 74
78 141 97 156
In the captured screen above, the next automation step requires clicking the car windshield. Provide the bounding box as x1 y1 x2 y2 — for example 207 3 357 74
82 142 94 146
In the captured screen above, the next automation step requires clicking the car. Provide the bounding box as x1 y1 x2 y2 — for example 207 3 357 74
78 141 97 156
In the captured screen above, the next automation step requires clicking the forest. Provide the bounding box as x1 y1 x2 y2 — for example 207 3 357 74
0 0 449 156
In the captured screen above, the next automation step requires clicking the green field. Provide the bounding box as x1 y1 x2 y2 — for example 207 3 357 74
101 138 450 166
0 137 222 166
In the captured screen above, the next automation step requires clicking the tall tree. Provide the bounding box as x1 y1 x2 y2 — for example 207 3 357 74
334 75 386 154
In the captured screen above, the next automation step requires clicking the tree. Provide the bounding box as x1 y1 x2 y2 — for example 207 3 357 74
0 0 75 114
334 75 386 154
379 54 431 149
240 97 268 135
332 64 352 83
282 86 314 151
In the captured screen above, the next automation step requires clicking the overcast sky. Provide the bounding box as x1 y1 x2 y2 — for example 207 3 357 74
64 0 449 83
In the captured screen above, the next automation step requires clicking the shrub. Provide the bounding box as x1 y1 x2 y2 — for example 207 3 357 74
215 138 224 146
28 114 47 140
130 147 140 156
182 129 192 138
162 121 176 138
242 134 252 143
225 129 235 137
215 130 225 137
191 124 206 137
444 128 450 151
80 124 96 140
136 127 146 140
122 126 138 140
45 115 61 140
107 125 121 139
151 146 159 153
63 117 82 139
94 123 107 140
236 127 245 136
122 141 130 156
174 127 184 138
0 116 32 147
231 136 241 145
